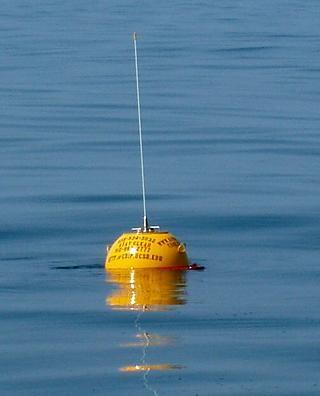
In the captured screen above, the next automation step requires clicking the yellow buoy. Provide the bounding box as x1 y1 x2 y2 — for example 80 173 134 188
105 229 189 270
104 33 199 271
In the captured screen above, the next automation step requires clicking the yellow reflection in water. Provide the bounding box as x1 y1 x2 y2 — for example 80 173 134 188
121 332 174 348
106 268 187 312
106 267 187 396
120 364 183 372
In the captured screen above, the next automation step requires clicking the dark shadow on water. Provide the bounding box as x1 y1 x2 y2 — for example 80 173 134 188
2 193 187 204
52 264 103 270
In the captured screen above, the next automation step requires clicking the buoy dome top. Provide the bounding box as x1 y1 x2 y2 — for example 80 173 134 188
105 230 189 270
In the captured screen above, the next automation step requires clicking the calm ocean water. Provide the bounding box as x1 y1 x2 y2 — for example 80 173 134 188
1 1 320 395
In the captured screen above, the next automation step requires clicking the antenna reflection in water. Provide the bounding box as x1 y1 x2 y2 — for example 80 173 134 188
106 268 187 391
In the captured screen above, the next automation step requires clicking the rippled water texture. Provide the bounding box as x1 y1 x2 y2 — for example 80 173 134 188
1 1 320 395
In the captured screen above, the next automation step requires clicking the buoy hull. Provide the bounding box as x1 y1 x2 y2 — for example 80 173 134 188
105 231 189 270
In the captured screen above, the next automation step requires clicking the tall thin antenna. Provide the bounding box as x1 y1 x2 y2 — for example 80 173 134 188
133 32 148 232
